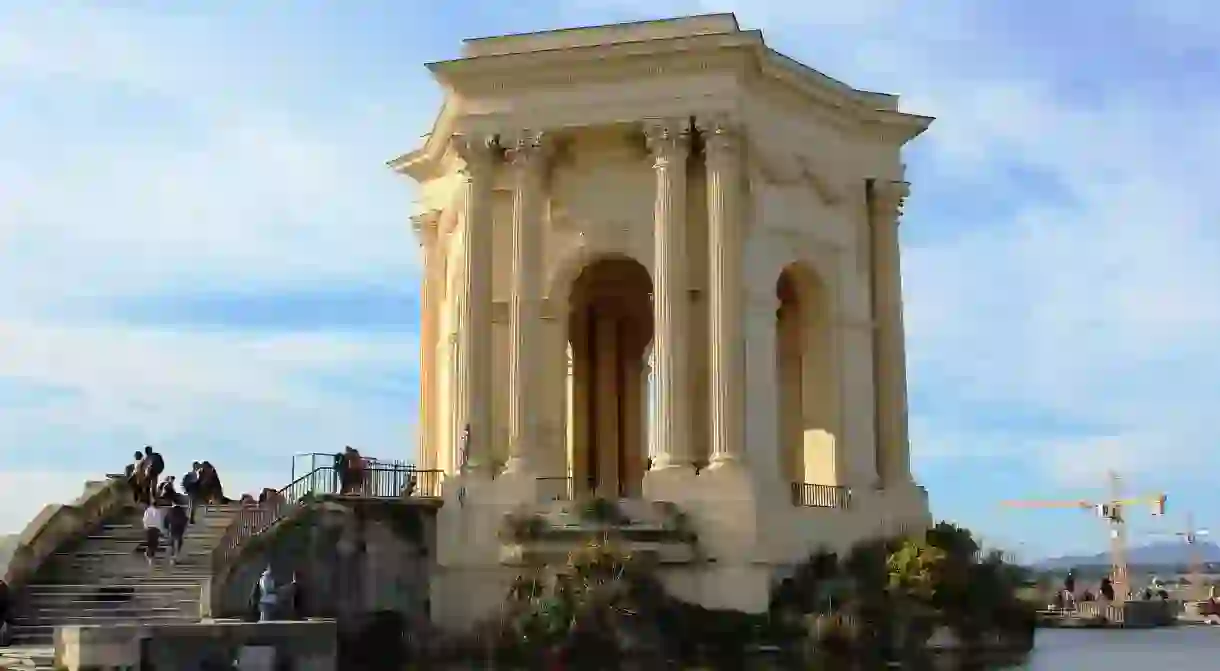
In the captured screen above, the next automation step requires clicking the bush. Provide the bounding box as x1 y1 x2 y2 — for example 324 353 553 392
422 520 1033 665
770 523 1036 662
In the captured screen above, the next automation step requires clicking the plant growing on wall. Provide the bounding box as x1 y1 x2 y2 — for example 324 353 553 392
500 511 550 543
578 498 631 527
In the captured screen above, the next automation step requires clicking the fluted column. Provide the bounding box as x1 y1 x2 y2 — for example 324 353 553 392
644 119 694 471
868 179 912 487
699 115 746 469
412 210 443 471
452 134 498 473
503 131 550 475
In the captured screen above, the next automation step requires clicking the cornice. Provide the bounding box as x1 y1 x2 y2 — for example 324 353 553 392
427 31 761 82
386 98 458 181
391 21 934 184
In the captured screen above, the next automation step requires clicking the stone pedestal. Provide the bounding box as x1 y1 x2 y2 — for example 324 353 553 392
430 470 534 631
641 464 699 504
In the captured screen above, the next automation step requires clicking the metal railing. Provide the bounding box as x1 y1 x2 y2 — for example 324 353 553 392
290 451 411 483
536 476 574 502
211 464 444 572
791 482 852 509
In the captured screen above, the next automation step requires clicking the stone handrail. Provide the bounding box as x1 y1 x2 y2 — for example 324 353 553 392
2 474 130 589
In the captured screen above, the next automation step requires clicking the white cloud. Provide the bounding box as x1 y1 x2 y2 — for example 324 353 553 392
0 471 99 544
0 3 433 309
0 3 432 537
0 320 419 460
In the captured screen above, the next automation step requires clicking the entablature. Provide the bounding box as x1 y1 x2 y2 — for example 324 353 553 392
390 16 932 184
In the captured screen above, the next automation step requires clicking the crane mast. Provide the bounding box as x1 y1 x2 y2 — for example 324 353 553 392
1002 468 1166 602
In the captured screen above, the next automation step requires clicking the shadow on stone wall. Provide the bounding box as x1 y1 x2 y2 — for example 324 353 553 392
211 499 437 670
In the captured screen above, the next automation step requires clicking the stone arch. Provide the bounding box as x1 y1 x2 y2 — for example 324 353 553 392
775 260 843 489
210 500 437 621
546 236 653 308
563 253 654 498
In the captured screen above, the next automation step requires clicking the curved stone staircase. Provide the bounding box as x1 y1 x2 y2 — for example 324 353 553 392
7 502 243 646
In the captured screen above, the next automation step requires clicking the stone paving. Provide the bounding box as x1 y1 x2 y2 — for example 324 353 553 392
0 646 54 670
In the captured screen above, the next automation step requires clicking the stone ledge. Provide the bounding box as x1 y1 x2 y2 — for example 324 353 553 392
54 620 338 671
3 475 128 590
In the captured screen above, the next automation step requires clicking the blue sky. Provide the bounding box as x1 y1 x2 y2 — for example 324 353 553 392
2 1 1218 560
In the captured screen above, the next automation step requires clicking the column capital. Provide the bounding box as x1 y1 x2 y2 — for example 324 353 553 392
411 209 442 247
869 179 910 223
503 130 554 170
695 113 741 162
452 133 500 177
643 118 692 168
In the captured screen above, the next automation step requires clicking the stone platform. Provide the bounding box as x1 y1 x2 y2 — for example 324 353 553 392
53 619 337 670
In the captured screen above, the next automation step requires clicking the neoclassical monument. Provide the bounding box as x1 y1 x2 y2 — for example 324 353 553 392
390 14 932 627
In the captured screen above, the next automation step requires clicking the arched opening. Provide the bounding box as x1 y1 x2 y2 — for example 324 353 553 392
776 263 841 490
566 256 654 498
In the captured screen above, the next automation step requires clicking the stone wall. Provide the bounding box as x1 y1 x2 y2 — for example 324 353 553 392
211 499 437 624
54 620 337 670
3 475 128 589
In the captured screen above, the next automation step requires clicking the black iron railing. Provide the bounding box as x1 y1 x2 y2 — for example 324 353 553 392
536 476 574 502
211 464 444 572
791 482 852 509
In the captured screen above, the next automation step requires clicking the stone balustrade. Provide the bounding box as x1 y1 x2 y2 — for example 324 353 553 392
3 475 129 590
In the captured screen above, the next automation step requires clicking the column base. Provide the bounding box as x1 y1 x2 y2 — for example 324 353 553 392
643 462 699 503
490 463 540 505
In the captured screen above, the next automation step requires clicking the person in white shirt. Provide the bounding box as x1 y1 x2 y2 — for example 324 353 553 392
257 566 278 622
142 504 166 566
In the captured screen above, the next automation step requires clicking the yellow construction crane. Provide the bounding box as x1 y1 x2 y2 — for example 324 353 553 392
1002 470 1167 601
1146 512 1211 601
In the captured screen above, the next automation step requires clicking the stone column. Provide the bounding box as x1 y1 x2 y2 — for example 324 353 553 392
868 179 911 487
452 134 498 473
411 210 443 471
699 116 746 470
644 119 694 472
594 312 620 496
503 131 549 475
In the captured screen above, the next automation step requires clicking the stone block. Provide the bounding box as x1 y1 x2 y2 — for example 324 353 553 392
54 620 338 671
54 624 141 670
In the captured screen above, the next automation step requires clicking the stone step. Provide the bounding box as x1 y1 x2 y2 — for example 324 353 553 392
18 602 197 617
0 645 55 670
28 575 207 585
14 605 197 624
10 613 201 645
78 533 230 544
6 503 247 650
35 574 210 585
23 583 202 595
46 557 212 568
55 547 217 556
40 575 211 585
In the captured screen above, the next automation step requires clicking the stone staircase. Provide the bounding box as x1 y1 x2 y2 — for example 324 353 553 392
7 503 243 645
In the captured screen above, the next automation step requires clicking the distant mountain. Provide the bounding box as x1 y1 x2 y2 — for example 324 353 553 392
1038 540 1220 570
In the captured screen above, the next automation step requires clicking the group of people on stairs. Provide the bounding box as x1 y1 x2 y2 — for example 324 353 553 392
124 447 232 567
124 447 229 509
